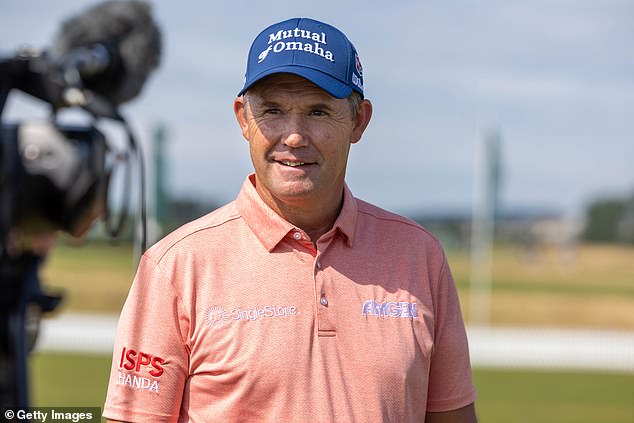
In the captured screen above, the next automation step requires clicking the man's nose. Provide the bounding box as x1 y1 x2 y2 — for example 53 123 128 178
282 115 309 148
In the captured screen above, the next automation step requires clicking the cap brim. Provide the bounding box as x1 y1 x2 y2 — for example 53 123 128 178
238 65 353 99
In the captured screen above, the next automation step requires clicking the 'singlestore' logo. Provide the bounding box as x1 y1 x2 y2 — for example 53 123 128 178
117 347 165 393
205 304 299 329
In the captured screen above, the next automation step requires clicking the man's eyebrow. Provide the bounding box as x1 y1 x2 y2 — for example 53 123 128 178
252 99 281 109
310 102 332 109
308 102 334 110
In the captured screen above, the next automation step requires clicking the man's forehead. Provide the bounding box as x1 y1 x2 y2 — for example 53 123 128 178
248 73 334 99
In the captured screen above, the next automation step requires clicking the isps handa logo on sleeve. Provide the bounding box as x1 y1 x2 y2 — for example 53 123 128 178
117 347 165 393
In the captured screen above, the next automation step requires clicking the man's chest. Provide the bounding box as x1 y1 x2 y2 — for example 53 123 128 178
185 251 435 394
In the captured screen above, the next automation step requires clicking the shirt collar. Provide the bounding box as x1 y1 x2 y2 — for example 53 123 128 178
332 182 357 247
236 174 357 252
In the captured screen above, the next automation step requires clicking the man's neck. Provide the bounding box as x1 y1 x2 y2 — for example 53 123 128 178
256 185 343 243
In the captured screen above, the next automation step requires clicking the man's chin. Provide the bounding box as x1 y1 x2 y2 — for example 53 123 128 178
276 185 316 199
269 179 323 201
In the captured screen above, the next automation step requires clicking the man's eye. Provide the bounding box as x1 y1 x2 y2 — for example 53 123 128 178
310 110 327 116
264 108 281 114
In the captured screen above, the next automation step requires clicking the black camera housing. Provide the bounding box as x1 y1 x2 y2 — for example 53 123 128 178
1 121 108 238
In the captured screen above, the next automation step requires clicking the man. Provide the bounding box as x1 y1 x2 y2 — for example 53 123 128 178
104 18 477 422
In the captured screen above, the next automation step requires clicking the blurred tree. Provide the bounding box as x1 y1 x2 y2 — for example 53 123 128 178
616 194 634 243
161 197 220 234
582 195 633 243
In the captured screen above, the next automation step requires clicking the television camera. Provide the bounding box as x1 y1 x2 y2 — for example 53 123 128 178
0 0 161 407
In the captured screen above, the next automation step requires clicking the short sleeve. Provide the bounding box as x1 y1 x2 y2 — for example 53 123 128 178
103 253 190 422
426 253 477 412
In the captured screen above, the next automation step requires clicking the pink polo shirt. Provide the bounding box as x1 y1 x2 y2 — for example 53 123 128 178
103 175 476 422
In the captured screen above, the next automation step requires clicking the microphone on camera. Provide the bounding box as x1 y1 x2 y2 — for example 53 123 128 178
50 0 160 248
52 0 162 106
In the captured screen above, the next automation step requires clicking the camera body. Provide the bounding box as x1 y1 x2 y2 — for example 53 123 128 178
0 49 117 244
0 47 131 409
0 48 135 408
1 121 108 239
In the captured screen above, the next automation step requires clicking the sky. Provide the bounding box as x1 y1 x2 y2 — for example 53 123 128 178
1 0 633 219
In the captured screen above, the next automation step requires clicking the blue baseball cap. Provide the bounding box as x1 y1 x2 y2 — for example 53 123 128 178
238 18 364 99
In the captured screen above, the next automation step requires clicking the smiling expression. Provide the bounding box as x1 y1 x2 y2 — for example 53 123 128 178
235 74 371 213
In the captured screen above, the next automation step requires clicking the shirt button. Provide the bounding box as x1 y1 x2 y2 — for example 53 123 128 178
320 296 328 306
292 231 302 240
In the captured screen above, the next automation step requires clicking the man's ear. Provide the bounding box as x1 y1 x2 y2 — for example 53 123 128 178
234 96 250 141
351 99 373 144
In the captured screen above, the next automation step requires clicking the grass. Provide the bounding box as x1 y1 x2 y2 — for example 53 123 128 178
447 244 634 294
39 241 136 314
30 353 110 408
38 241 634 329
446 243 634 329
473 368 634 423
28 352 634 423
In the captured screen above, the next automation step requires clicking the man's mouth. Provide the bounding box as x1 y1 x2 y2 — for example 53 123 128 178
279 160 306 167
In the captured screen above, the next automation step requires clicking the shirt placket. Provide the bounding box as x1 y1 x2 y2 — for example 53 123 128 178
289 228 337 337
314 236 336 337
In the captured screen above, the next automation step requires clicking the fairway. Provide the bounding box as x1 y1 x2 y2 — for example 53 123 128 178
29 352 634 423
472 367 634 423
39 241 634 329
40 241 137 314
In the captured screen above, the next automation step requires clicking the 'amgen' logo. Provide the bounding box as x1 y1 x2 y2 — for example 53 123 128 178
362 300 418 318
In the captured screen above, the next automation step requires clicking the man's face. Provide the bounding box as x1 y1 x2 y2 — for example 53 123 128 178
235 74 371 211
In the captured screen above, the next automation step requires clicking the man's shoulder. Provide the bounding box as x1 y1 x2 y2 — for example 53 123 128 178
145 201 242 262
355 199 441 245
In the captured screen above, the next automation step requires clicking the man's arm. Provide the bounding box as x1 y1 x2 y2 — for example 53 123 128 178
425 403 478 423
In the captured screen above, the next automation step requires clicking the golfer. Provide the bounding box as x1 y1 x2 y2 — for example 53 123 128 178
104 17 477 422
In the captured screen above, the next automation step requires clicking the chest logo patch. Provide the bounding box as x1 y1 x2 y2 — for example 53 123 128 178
205 304 299 328
206 305 230 328
362 300 418 319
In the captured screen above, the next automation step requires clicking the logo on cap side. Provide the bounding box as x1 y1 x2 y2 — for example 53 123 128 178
257 27 335 64
355 53 363 77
